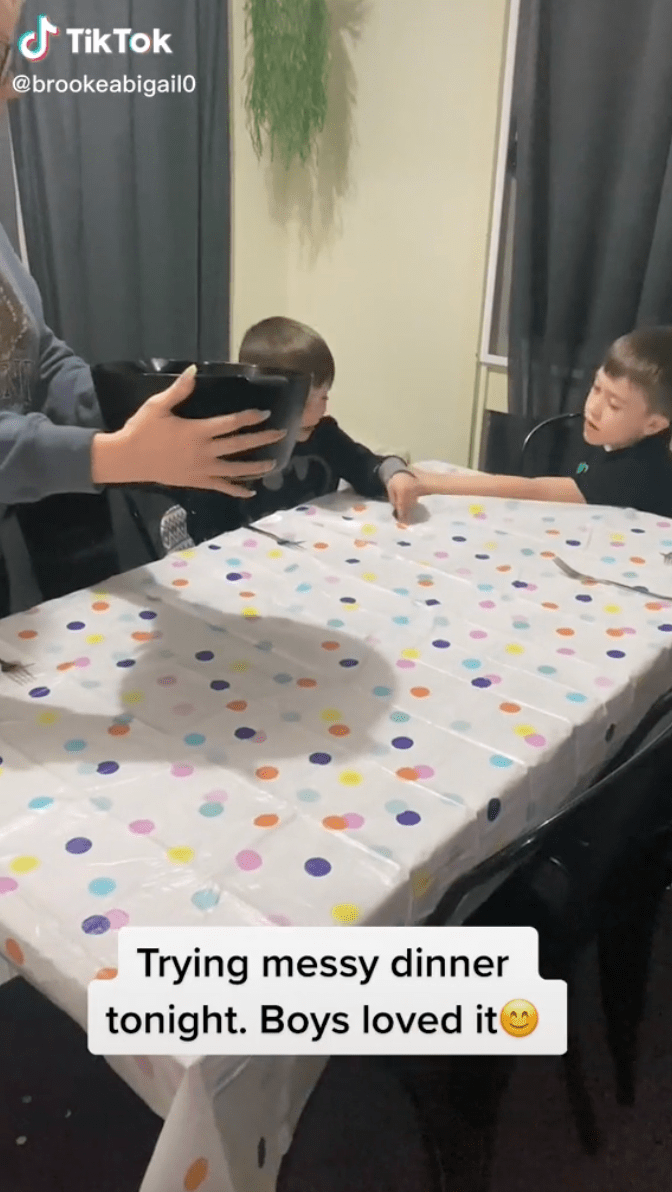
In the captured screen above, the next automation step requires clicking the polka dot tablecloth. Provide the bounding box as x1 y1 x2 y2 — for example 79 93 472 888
2 467 672 1191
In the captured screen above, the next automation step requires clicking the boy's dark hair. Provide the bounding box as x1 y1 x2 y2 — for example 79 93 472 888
603 326 672 421
239 317 335 388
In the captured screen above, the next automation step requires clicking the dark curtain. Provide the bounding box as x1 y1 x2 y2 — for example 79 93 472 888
509 0 672 419
9 0 230 363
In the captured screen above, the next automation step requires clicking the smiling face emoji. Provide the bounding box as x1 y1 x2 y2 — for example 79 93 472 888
500 999 538 1038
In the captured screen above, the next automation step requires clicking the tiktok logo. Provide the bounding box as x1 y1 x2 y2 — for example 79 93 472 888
18 14 60 62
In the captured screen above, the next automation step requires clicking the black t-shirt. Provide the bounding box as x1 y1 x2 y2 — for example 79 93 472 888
573 430 672 518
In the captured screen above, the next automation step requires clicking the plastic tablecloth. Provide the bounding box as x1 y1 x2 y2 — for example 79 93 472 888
2 463 672 1191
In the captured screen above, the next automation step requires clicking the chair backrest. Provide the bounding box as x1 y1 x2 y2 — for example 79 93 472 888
479 409 585 478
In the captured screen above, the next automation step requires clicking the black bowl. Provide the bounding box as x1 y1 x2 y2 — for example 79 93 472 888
91 359 310 475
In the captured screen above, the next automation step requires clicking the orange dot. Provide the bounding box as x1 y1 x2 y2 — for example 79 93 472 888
131 631 153 642
411 686 431 698
546 529 560 536
227 700 248 712
396 767 418 781
630 557 645 565
256 766 279 780
556 627 575 637
297 678 317 688
18 630 37 640
540 551 556 559
321 641 340 651
314 542 329 550
254 814 279 828
239 591 255 598
57 661 75 671
5 938 24 966
323 815 348 830
418 580 434 588
354 539 369 548
329 724 350 737
542 602 559 610
606 628 624 637
172 579 189 588
500 702 521 713
92 601 110 611
496 565 511 573
95 967 118 980
353 504 366 512
646 602 663 611
108 723 131 736
184 1158 209 1191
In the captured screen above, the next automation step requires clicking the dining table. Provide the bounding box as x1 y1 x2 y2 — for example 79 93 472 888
1 459 672 1192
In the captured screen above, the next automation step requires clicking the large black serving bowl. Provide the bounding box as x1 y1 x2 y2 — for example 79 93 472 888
91 359 311 475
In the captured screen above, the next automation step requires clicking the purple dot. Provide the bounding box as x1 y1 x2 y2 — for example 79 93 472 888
97 761 119 775
29 687 50 699
512 580 528 589
82 915 110 935
426 599 440 606
235 727 256 740
607 649 626 658
396 810 421 826
487 798 501 821
309 752 332 765
116 658 136 668
67 621 85 631
346 558 360 564
139 610 157 620
339 658 359 668
658 624 672 632
472 677 491 688
452 536 466 542
66 837 92 855
475 553 490 560
305 857 332 877
576 594 592 602
397 541 411 547
392 736 414 749
0 877 18 894
340 597 357 604
208 544 222 550
432 639 450 649
195 651 214 661
210 680 230 691
566 539 581 547
227 572 242 581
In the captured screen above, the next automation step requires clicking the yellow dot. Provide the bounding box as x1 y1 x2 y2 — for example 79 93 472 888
412 870 433 898
332 903 360 923
343 602 359 611
321 709 343 722
603 604 621 615
505 643 524 655
362 573 377 582
37 711 59 726
611 534 625 543
167 847 195 865
86 634 104 645
401 648 420 660
179 549 196 559
339 770 363 786
268 549 282 559
469 504 484 515
92 590 109 598
121 690 144 705
514 724 536 737
229 660 250 673
484 541 498 550
361 524 377 535
10 856 39 874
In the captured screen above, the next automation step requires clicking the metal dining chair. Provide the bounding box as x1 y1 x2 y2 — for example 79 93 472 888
479 409 584 479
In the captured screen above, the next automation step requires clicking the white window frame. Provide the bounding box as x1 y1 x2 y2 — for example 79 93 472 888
479 0 521 368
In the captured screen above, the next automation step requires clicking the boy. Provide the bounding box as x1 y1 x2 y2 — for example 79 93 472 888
168 317 423 547
412 327 672 519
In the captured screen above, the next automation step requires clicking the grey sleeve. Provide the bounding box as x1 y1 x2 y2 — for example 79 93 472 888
378 456 413 486
0 410 99 504
38 322 103 430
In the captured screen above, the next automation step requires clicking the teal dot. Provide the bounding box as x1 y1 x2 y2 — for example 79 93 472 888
601 556 616 565
28 796 53 810
118 613 135 623
296 583 312 592
297 788 320 802
327 619 345 629
88 877 116 897
538 665 556 675
390 711 410 723
462 659 482 670
81 681 100 689
373 686 392 698
433 615 449 626
64 739 87 752
513 620 529 630
394 588 410 596
490 755 514 768
373 846 394 859
393 616 410 625
77 762 97 775
622 571 638 579
192 889 220 911
451 720 471 732
113 713 134 725
282 711 301 722
567 692 587 703
385 799 408 815
90 796 112 811
199 802 224 817
477 585 493 592
184 733 206 747
521 548 535 556
284 563 299 573
226 558 241 566
372 743 390 756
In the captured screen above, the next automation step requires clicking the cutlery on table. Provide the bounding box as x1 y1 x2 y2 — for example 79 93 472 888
0 658 33 683
553 556 672 602
248 524 304 548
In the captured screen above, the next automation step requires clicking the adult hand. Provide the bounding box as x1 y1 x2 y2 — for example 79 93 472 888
91 365 286 497
386 470 425 522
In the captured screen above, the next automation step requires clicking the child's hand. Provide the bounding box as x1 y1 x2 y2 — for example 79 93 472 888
386 471 425 522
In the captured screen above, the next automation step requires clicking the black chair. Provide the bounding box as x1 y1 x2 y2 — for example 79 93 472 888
388 686 672 1190
15 493 122 601
479 409 584 478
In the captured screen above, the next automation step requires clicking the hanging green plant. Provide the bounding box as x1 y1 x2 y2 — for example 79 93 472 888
243 0 330 169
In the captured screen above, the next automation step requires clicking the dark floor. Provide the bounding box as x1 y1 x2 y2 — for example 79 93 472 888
2 893 672 1192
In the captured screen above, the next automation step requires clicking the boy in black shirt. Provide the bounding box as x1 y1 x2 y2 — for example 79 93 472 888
413 327 672 518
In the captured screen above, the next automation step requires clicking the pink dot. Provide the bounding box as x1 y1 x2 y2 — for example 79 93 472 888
129 819 154 835
236 849 262 871
396 660 416 669
434 551 448 559
172 703 195 717
157 675 177 686
475 513 487 520
480 601 496 609
254 731 267 743
595 676 614 688
470 630 487 640
622 628 636 635
267 913 292 925
657 521 671 528
343 812 365 828
415 764 435 780
557 648 575 655
306 509 317 517
171 764 194 778
326 576 340 584
74 657 90 669
134 1057 154 1078
526 584 538 592
171 560 188 568
525 734 546 748
106 909 130 929
243 538 258 548
484 674 502 684
456 568 472 576
205 790 228 802
0 877 18 894
240 572 252 580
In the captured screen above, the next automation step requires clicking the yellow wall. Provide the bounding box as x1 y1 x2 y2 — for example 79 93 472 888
230 0 509 465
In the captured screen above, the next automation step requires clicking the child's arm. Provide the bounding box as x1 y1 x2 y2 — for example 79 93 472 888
412 468 586 506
